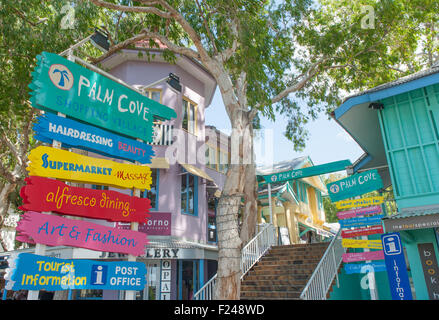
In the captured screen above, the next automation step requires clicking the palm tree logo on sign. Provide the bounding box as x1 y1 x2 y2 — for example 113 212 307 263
48 64 74 91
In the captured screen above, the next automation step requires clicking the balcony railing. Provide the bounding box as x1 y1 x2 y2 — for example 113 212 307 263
149 123 173 146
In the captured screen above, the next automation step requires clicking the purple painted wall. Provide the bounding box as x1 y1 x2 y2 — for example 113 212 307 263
108 59 220 244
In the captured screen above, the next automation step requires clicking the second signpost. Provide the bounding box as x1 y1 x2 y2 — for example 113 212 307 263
5 51 177 300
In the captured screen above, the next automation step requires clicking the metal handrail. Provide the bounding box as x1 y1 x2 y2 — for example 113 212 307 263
241 223 277 279
193 223 277 300
193 274 217 300
299 228 345 300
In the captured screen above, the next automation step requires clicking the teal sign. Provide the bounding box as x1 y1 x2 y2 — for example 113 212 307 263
261 160 351 183
326 169 383 202
29 52 176 143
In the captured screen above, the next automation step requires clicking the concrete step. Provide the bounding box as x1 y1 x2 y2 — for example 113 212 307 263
240 242 330 300
243 273 311 282
256 258 321 266
241 279 308 287
241 284 303 292
241 290 301 299
251 263 318 272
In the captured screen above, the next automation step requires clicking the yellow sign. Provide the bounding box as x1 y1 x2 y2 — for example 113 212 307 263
335 196 384 210
27 146 152 190
342 239 383 249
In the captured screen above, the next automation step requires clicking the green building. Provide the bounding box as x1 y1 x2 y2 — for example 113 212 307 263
333 65 439 300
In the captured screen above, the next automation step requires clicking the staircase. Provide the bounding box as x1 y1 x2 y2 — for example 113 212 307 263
240 242 329 300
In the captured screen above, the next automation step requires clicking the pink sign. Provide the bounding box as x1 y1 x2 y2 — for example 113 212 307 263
342 250 384 263
16 211 148 256
117 212 171 236
337 205 382 220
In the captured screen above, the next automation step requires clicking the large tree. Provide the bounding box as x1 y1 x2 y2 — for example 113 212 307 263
87 0 439 299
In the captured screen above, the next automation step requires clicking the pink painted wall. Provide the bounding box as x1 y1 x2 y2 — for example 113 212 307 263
108 59 220 243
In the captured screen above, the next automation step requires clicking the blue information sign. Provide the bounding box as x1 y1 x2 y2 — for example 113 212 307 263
338 215 384 229
344 261 387 274
34 113 154 164
381 233 413 300
5 253 147 291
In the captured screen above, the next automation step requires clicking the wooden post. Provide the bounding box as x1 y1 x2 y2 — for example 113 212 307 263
267 183 273 224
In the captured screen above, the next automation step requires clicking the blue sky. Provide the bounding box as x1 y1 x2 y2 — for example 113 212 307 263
205 88 364 167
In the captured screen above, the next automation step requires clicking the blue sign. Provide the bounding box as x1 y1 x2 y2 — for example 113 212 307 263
327 169 383 202
5 253 146 291
338 215 384 229
344 261 387 274
34 113 154 164
381 233 413 300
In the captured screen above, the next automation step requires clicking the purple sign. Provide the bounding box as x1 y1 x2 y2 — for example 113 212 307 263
118 212 171 236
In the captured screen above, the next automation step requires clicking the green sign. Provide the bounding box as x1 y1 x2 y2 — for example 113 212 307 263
29 52 176 143
261 159 351 183
326 169 383 202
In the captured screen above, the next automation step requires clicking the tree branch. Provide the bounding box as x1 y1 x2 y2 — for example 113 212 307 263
91 28 201 64
195 0 218 54
270 57 328 104
89 0 212 66
89 0 172 19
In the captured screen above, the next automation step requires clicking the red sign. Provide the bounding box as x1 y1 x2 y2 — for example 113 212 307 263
341 225 384 238
17 211 149 256
20 176 151 223
117 212 171 236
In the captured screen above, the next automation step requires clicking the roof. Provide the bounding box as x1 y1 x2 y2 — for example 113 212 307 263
332 65 439 187
341 65 439 104
384 206 439 220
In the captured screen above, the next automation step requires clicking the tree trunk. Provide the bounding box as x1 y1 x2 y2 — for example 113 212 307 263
214 111 257 300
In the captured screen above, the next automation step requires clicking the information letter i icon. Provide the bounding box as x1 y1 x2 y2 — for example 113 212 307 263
91 264 107 285
95 266 104 284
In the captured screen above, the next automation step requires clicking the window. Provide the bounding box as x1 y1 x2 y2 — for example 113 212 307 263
207 197 217 243
181 171 198 215
145 89 162 103
205 144 217 170
92 184 109 191
298 181 308 203
140 169 159 210
182 98 197 135
218 150 229 174
317 191 323 210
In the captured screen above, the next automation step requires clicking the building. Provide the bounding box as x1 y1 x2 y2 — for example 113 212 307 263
0 45 227 300
332 65 439 300
256 157 334 245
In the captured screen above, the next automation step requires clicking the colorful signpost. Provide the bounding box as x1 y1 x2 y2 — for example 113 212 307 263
5 253 147 291
16 211 149 256
20 176 151 223
326 169 388 300
34 113 154 164
29 52 176 142
327 169 383 202
6 51 177 298
381 233 413 300
27 146 152 190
